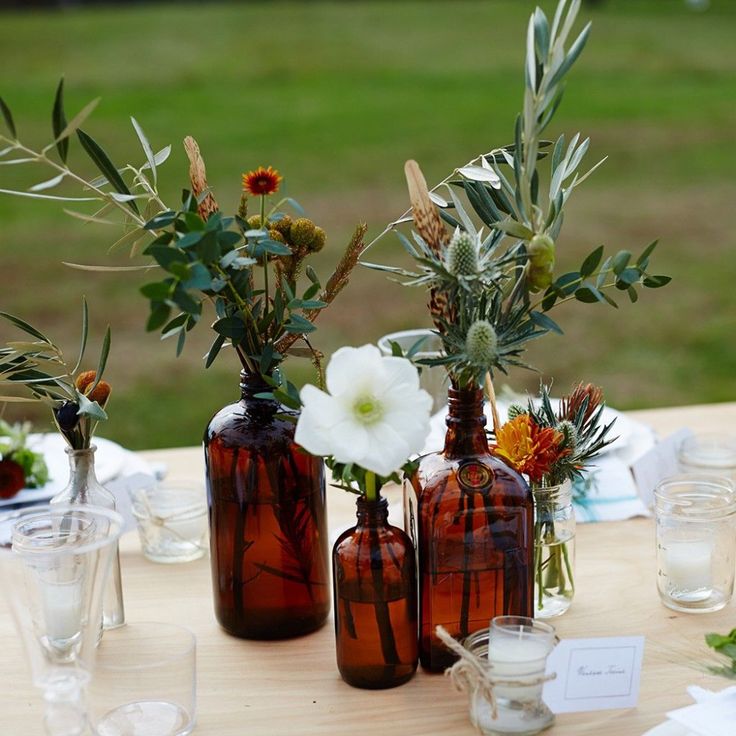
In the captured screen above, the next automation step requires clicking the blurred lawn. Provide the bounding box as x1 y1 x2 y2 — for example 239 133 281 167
0 0 735 449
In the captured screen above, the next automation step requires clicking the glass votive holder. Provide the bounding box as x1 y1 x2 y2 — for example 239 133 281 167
678 433 736 483
377 328 446 413
87 621 196 736
655 475 736 613
131 482 208 563
465 617 557 736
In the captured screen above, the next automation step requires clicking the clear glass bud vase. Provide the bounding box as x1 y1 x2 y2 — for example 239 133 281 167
51 447 125 630
533 480 575 618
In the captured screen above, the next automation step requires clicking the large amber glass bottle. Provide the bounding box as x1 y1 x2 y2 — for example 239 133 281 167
205 372 330 639
333 495 418 689
405 384 533 671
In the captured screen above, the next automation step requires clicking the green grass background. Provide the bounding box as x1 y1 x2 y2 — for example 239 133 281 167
0 0 734 449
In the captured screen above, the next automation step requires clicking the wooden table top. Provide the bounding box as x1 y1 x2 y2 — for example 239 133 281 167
1 401 735 735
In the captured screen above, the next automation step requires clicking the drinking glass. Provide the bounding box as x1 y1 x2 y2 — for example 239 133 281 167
655 474 736 613
131 481 208 563
88 621 197 736
677 433 736 483
0 504 123 736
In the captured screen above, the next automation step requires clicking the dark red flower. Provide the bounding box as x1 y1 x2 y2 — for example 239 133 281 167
0 458 25 500
242 166 282 196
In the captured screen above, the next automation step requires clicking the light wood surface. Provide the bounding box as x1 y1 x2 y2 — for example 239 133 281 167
1 401 735 735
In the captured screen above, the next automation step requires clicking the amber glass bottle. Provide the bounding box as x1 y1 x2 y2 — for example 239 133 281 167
205 372 330 639
405 384 533 671
333 495 418 689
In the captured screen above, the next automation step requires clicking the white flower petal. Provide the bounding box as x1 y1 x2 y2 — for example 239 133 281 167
325 344 382 397
295 385 349 456
357 422 411 477
328 420 371 465
378 354 422 392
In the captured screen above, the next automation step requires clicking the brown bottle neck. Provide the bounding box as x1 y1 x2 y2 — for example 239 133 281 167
239 371 272 399
355 496 389 528
443 384 489 458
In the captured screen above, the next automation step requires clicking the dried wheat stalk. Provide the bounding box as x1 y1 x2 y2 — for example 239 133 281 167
183 136 220 221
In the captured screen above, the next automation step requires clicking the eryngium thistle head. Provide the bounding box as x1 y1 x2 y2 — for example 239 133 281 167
445 230 478 277
465 319 498 366
507 403 526 420
557 419 578 452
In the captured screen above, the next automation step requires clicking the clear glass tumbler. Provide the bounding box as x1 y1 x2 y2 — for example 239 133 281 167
88 621 197 736
131 482 208 563
677 433 736 484
655 475 736 613
0 504 124 736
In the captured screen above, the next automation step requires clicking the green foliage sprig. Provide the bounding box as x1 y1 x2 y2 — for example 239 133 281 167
0 299 112 449
705 629 736 679
0 80 368 401
366 0 670 390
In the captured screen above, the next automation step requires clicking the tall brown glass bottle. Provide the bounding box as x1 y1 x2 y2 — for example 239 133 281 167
205 372 330 639
333 496 418 689
405 384 533 671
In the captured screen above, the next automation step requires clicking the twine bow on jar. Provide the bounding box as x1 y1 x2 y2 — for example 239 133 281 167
435 626 557 723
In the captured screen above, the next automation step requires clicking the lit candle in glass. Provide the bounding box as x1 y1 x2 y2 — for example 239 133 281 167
467 616 557 736
663 540 713 596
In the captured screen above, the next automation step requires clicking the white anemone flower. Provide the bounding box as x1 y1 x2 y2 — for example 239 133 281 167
295 344 433 477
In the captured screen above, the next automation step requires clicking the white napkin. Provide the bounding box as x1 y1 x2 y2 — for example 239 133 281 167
642 686 736 736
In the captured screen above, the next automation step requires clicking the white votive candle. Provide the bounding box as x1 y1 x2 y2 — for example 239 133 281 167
664 540 713 593
488 635 550 702
41 580 83 642
150 495 207 541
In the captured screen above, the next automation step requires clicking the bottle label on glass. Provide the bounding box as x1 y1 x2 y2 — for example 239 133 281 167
457 461 493 492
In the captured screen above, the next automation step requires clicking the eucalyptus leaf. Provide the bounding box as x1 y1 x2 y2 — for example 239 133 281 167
0 96 17 138
71 298 89 375
52 78 69 162
458 165 501 187
0 187 98 202
131 117 157 184
28 173 67 192
55 97 100 145
77 129 139 214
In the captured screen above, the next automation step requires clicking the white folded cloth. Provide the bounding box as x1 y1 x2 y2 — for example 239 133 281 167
642 686 736 736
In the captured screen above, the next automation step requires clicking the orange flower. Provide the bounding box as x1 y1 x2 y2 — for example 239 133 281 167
242 166 282 196
491 414 566 484
75 370 111 406
559 382 603 425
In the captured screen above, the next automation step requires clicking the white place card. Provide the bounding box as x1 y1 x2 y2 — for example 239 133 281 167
543 636 645 714
632 428 693 507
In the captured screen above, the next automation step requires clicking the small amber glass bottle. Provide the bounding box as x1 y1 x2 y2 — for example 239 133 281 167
333 495 418 689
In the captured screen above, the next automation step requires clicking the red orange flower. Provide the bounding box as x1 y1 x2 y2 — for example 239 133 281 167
491 414 567 484
242 166 282 196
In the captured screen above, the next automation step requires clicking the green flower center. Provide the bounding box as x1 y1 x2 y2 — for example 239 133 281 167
352 396 384 425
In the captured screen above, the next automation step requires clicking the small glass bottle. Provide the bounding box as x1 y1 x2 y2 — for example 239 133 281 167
205 372 330 639
533 480 576 618
51 446 125 630
655 474 736 613
333 495 418 689
405 384 533 672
